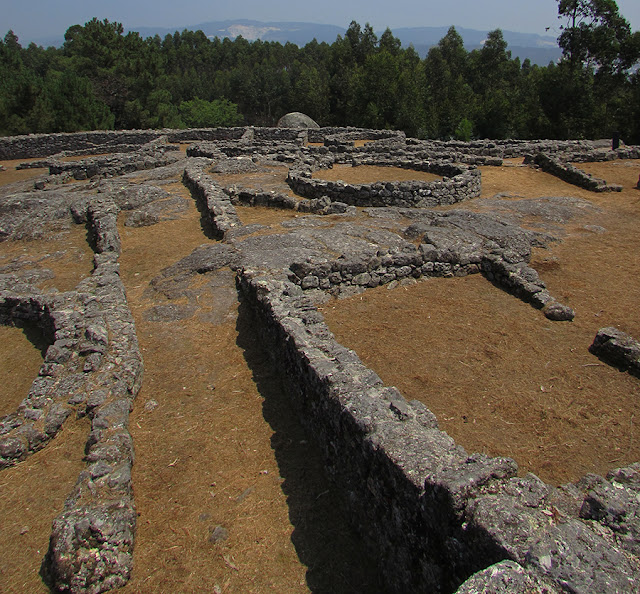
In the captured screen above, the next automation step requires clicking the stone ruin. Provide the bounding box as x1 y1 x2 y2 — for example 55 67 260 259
0 126 640 592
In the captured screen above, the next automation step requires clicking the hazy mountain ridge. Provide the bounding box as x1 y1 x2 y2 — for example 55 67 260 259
32 19 562 65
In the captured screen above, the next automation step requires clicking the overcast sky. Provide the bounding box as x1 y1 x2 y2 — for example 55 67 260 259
4 0 640 44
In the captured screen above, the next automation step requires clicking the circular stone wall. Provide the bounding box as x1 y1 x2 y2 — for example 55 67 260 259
287 160 481 208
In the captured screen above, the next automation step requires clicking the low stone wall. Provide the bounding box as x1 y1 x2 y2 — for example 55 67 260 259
167 127 247 143
238 270 640 593
533 153 623 192
227 187 356 216
186 140 336 170
2 128 638 165
0 192 144 591
253 127 305 143
308 127 405 144
182 158 242 239
402 138 640 165
288 242 574 321
0 127 296 160
287 162 481 208
3 126 639 592
590 327 640 376
0 130 163 160
0 126 397 161
347 143 504 166
46 197 143 593
48 144 181 181
47 251 143 593
0 290 107 468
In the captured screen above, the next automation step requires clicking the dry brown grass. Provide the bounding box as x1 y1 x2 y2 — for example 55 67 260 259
313 164 441 184
0 417 90 593
0 325 45 418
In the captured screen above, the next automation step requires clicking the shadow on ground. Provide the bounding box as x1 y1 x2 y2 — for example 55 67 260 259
18 320 51 357
235 298 387 594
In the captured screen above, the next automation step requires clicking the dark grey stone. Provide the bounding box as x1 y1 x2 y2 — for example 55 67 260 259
48 502 136 593
589 327 640 375
543 302 575 321
454 560 559 593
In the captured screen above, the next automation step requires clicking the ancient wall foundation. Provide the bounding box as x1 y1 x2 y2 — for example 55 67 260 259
533 153 623 192
1 127 639 592
0 175 144 591
238 270 639 593
287 162 481 208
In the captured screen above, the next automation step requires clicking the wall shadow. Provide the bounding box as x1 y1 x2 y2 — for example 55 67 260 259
235 298 387 594
19 320 51 357
182 178 218 240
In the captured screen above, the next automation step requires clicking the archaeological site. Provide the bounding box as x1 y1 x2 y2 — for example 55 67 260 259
1 125 640 593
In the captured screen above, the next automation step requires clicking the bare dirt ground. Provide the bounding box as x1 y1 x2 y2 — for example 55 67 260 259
115 183 381 593
1 153 640 591
313 164 441 184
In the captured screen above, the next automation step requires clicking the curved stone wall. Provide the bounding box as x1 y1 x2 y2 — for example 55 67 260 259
287 162 481 208
533 152 623 192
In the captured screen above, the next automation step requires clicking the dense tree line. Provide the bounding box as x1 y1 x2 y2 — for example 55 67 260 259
1 0 639 141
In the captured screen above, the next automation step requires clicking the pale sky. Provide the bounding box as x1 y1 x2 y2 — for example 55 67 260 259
3 0 640 45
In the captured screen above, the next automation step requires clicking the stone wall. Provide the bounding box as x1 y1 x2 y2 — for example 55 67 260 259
288 240 574 322
0 291 106 468
2 126 640 592
307 128 405 144
287 162 481 208
187 140 335 170
48 145 181 181
0 130 163 160
182 158 242 239
238 270 640 593
533 153 623 192
2 128 639 164
0 193 144 591
590 327 640 377
227 187 356 216
0 126 398 161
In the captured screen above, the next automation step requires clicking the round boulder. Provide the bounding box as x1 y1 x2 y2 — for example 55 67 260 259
543 301 575 322
277 112 320 129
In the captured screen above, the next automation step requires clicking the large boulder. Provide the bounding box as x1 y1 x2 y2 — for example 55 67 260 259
277 112 320 129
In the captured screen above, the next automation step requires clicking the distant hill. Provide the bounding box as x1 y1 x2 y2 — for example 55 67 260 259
134 19 346 46
33 19 562 65
393 25 561 64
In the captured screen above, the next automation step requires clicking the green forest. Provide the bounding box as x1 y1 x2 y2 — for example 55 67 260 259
1 0 639 141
